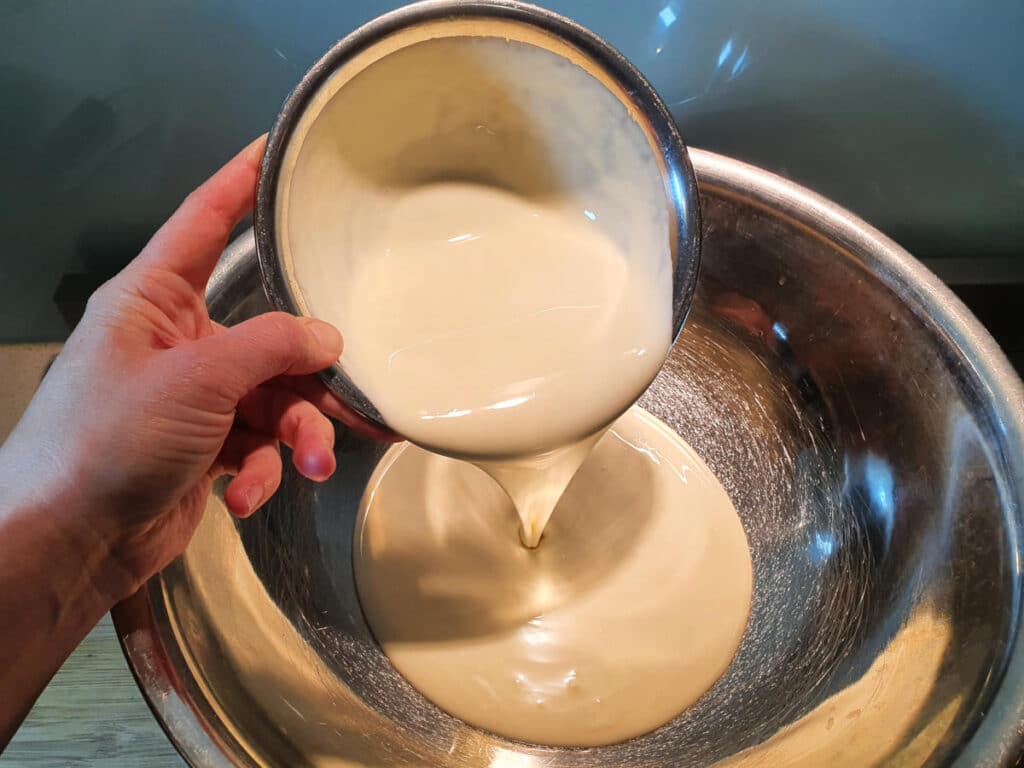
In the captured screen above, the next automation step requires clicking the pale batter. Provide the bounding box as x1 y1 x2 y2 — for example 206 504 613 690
280 35 674 545
339 181 667 545
355 407 753 747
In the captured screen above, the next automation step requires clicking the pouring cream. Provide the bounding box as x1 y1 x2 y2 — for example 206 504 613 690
271 27 750 747
282 36 673 545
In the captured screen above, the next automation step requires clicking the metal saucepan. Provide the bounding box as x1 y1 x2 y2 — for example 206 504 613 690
254 0 701 436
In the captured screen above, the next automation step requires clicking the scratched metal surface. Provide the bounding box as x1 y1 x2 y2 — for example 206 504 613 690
113 150 1024 767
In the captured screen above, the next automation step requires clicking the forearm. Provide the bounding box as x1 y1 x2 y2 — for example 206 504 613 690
0 477 122 747
0 135 344 750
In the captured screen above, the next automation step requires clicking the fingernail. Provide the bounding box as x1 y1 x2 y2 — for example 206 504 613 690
304 319 344 356
244 485 263 514
299 450 335 481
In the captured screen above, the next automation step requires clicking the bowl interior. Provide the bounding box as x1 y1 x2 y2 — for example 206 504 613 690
259 6 698 430
127 152 1023 768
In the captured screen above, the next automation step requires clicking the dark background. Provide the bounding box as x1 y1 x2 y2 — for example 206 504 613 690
2 0 1021 366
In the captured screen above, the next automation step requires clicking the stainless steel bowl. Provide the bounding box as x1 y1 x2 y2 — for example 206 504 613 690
114 149 1024 767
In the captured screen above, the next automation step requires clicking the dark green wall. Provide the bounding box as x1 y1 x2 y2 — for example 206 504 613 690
2 0 1021 341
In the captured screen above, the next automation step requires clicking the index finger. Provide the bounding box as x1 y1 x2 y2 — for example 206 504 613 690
137 135 267 290
274 376 402 443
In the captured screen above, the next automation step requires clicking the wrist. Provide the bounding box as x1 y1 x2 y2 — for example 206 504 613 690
1 416 148 603
0 450 131 744
0 457 136 616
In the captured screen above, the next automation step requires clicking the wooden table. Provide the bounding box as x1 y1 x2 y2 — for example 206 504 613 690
3 618 183 767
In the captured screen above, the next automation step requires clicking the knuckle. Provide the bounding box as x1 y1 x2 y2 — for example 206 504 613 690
79 280 130 339
175 345 241 407
272 390 305 437
83 279 116 315
262 312 307 354
182 188 233 240
182 187 204 210
297 400 327 433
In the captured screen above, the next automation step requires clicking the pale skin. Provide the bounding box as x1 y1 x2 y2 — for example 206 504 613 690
0 137 390 746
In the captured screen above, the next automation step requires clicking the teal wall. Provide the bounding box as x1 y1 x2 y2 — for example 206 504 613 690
2 0 1021 341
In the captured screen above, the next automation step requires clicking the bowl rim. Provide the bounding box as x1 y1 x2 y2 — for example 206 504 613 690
693 149 1024 768
251 0 702 435
114 147 1024 767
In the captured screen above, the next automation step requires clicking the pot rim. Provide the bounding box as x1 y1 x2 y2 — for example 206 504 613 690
251 0 702 435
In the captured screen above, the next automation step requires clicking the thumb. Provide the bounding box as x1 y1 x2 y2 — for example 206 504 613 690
181 312 343 406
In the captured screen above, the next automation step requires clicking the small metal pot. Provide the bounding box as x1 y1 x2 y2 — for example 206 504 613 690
253 0 701 436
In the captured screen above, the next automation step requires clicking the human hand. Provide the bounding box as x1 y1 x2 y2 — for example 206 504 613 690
0 136 384 604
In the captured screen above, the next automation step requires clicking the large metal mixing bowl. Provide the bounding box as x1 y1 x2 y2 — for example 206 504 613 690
113 149 1024 767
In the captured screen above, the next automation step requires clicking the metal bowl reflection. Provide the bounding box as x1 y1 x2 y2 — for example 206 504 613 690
114 149 1024 767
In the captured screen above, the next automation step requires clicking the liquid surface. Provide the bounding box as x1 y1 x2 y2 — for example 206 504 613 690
340 182 668 544
283 36 674 545
338 181 669 454
355 407 753 747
